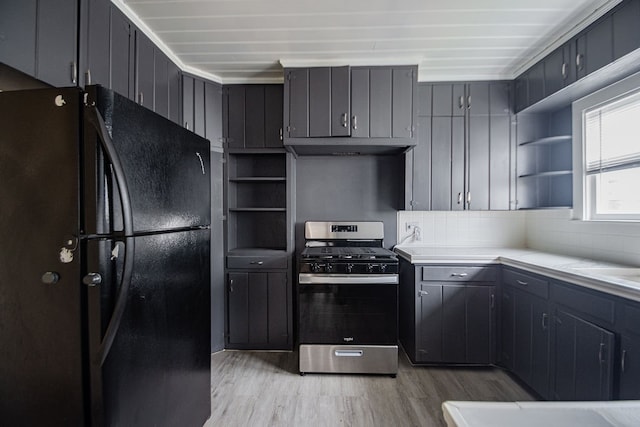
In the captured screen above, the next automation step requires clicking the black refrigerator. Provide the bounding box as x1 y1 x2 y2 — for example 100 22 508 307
0 86 212 426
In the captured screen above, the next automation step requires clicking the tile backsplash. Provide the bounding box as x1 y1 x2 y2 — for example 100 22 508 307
396 211 527 248
397 209 640 267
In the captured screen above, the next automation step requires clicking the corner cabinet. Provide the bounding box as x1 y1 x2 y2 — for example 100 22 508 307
409 81 513 211
400 261 497 364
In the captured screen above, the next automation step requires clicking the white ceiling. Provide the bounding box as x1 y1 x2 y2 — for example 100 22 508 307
116 0 622 84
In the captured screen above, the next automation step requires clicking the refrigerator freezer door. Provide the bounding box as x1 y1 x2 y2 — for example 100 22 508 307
0 88 86 424
86 229 211 426
83 86 211 236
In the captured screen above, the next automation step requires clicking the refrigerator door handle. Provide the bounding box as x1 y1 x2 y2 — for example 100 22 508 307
84 105 136 365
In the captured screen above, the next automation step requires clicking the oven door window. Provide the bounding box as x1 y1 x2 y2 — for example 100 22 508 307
299 284 398 345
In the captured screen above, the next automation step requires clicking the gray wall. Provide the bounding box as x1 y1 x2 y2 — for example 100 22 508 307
295 155 404 252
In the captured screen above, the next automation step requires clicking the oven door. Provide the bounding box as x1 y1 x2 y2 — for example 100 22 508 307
298 274 398 346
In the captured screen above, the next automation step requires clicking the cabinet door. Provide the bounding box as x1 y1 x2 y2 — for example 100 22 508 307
110 7 134 99
227 272 249 344
83 0 110 87
351 68 370 138
264 85 284 148
205 82 222 143
245 85 265 148
553 309 614 401
392 67 414 138
182 75 194 131
411 116 432 210
530 295 550 398
417 83 432 117
466 285 494 364
562 42 577 87
612 0 640 60
442 285 466 363
450 116 465 211
528 62 545 105
331 66 351 136
431 117 453 210
286 68 309 138
194 79 206 137
417 284 443 362
619 334 640 399
577 16 613 79
489 114 511 210
0 0 37 76
168 61 182 125
370 68 393 138
37 0 77 87
226 85 245 148
309 67 331 137
514 74 528 113
135 30 155 108
544 48 565 97
501 287 515 370
432 84 465 116
467 83 489 116
154 51 169 119
467 115 490 210
266 272 289 347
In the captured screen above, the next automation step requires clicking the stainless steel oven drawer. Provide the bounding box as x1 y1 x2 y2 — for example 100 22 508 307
299 344 398 375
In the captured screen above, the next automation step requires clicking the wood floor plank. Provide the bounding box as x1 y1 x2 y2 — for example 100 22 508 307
204 349 535 426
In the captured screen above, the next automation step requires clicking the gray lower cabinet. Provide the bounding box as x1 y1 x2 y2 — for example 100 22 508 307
226 268 292 350
552 308 614 400
400 261 496 364
618 302 640 399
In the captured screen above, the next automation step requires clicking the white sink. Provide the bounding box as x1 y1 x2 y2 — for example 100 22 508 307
576 267 640 283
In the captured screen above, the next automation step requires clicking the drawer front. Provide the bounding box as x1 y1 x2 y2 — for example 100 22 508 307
227 255 288 270
502 268 548 299
622 303 640 335
552 282 615 325
421 266 496 282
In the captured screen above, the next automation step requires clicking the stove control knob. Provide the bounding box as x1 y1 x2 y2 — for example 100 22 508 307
325 263 333 273
312 263 322 273
346 263 354 273
367 264 375 273
380 264 387 273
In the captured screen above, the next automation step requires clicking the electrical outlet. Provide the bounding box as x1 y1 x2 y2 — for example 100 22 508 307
405 222 419 231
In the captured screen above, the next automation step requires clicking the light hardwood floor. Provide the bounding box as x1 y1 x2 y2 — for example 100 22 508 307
204 350 535 426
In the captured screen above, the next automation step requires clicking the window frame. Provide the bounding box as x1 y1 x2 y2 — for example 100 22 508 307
573 70 640 222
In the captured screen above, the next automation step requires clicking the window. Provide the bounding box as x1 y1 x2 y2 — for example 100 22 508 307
574 71 640 221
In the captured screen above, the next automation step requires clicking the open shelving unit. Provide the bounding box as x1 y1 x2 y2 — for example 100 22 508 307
516 107 573 209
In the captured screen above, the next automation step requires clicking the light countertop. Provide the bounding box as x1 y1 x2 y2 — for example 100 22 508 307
394 246 640 302
442 400 640 427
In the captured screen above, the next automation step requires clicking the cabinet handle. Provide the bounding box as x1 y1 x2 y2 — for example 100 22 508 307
622 349 627 373
250 261 264 265
139 92 144 106
450 273 468 277
467 95 471 110
71 61 77 85
341 113 348 128
229 279 234 293
576 53 584 70
466 192 471 205
185 121 190 130
516 280 528 286
458 96 464 110
352 115 358 130
542 313 548 330
457 192 463 205
279 127 283 140
418 290 429 297
86 69 92 85
490 294 495 309
598 343 605 364
561 63 567 79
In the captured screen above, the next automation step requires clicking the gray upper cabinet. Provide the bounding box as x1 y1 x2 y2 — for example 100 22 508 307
225 84 284 149
543 41 577 98
205 81 223 144
110 7 134 100
154 51 170 119
413 81 512 211
527 61 545 106
135 30 155 109
613 0 640 60
182 75 195 131
82 0 110 87
576 15 613 79
0 0 77 87
286 68 309 138
168 61 182 125
307 66 350 137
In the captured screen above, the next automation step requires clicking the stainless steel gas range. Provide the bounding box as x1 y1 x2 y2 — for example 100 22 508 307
297 221 399 376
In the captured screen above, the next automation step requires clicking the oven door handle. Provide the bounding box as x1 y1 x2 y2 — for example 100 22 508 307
298 274 399 285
